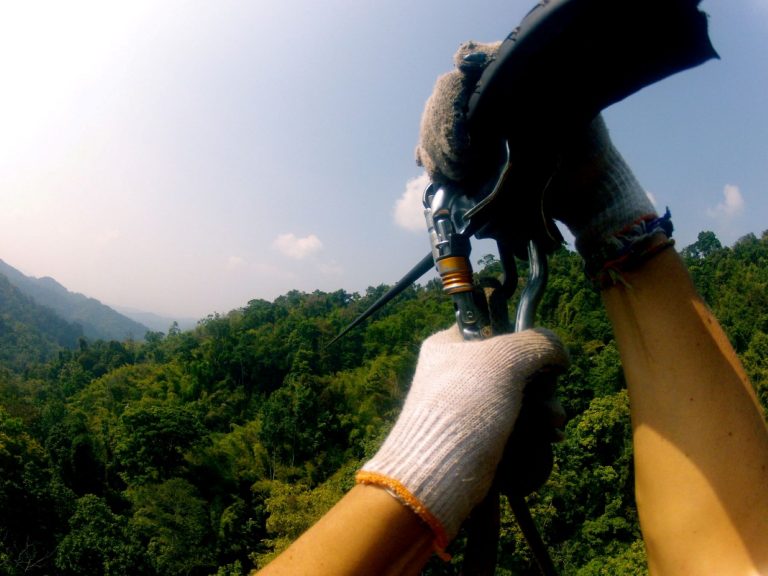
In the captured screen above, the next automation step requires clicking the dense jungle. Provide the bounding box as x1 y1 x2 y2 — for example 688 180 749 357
1 230 767 575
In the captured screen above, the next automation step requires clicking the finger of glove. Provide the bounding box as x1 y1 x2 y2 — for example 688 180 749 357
418 327 569 391
422 324 465 346
416 41 501 184
454 40 500 77
422 326 568 363
470 329 569 396
416 70 470 183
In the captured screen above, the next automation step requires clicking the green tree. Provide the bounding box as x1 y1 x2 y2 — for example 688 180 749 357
680 230 722 260
742 330 768 412
45 409 106 495
55 494 145 576
0 406 71 575
128 478 215 576
259 368 349 478
114 401 206 483
253 464 356 569
549 390 639 568
575 539 647 575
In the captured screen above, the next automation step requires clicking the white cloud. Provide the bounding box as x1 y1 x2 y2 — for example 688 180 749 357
272 233 323 260
394 173 430 232
226 255 245 270
707 184 745 221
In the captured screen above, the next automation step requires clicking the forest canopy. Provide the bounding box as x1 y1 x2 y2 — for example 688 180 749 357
1 230 767 575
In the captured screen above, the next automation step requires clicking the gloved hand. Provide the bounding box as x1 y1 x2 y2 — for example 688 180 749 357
356 326 568 551
543 115 669 281
416 42 671 285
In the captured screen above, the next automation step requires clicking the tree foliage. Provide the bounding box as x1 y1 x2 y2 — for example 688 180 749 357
0 230 766 574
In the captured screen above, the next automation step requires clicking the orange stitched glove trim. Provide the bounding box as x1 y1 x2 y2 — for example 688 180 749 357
356 470 450 559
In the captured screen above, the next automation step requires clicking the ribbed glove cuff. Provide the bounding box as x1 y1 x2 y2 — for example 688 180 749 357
358 400 508 545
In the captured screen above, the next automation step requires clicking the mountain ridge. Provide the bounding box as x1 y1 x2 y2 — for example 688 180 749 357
0 258 150 341
0 272 84 369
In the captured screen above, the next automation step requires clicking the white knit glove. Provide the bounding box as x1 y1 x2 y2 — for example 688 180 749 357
357 326 568 550
543 116 659 267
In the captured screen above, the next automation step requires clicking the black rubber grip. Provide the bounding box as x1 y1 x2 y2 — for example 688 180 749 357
466 0 718 147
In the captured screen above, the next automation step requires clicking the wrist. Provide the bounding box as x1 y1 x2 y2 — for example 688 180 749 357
356 471 451 556
357 386 515 545
586 210 675 288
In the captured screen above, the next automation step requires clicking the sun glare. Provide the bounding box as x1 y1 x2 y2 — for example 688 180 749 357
0 2 154 163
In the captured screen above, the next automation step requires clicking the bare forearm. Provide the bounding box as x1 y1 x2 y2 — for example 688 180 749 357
256 485 433 576
603 248 768 574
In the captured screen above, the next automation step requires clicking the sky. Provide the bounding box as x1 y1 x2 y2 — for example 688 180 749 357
0 1 766 321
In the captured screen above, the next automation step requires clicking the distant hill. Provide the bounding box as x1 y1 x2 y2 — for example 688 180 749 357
0 259 150 341
114 306 199 333
0 273 84 369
